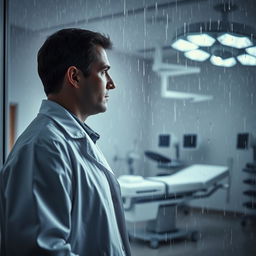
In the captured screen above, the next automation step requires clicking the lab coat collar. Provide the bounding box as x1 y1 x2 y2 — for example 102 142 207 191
39 99 88 139
70 113 100 143
39 100 113 173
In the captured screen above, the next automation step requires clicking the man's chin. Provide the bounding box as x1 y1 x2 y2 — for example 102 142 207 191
92 104 107 115
100 103 107 112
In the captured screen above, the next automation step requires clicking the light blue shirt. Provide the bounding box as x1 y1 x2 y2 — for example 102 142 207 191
0 100 131 256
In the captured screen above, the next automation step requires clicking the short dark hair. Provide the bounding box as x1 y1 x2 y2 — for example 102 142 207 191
37 28 112 95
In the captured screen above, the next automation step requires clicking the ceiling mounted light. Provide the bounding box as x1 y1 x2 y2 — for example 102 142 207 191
246 46 256 57
210 56 236 67
217 33 253 49
187 34 216 47
185 49 210 62
171 3 256 67
237 54 256 66
171 39 198 52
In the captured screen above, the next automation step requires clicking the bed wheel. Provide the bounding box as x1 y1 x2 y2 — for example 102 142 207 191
191 231 199 242
150 239 159 249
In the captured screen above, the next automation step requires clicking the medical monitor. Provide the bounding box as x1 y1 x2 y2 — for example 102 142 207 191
183 134 198 149
237 133 249 149
158 134 170 147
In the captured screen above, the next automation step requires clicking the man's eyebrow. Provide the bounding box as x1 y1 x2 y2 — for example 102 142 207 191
99 64 111 70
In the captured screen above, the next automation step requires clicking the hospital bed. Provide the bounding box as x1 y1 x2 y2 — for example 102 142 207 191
118 164 229 248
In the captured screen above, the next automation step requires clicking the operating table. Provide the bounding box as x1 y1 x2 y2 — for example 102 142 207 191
118 164 229 248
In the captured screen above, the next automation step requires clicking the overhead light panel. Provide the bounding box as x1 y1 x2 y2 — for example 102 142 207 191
171 3 256 67
185 49 210 62
187 34 216 47
217 33 253 49
171 39 198 52
210 56 236 67
246 46 256 57
237 54 256 66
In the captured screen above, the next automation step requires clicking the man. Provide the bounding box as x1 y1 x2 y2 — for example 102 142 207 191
0 28 131 256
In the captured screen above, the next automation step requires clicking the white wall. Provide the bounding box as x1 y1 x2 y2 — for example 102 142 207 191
146 60 256 213
9 26 45 139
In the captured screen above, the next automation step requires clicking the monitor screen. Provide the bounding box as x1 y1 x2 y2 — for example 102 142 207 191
237 133 249 149
183 134 197 148
158 134 170 147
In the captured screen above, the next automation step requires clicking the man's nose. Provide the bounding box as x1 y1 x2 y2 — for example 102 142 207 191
106 74 115 90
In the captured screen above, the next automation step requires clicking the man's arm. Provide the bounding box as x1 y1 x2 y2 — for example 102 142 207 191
3 138 77 256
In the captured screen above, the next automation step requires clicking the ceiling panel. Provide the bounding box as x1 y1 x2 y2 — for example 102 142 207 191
9 0 256 59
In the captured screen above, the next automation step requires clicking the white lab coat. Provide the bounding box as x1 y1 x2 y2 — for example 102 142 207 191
0 100 131 256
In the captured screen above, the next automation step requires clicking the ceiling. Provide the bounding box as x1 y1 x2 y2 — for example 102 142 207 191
9 0 256 59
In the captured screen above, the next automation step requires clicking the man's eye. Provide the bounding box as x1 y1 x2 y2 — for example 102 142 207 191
101 70 108 76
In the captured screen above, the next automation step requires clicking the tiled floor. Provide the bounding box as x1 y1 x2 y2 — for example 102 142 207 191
129 209 256 256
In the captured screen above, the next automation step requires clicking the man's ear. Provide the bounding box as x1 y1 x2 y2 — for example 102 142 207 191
66 66 81 88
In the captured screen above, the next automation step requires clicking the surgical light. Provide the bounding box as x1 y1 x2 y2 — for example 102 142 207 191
185 49 210 62
171 39 198 52
210 56 236 67
217 33 252 49
237 54 256 66
246 46 256 57
171 3 256 68
187 34 216 47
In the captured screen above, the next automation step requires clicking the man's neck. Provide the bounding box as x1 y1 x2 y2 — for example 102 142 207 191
47 94 88 122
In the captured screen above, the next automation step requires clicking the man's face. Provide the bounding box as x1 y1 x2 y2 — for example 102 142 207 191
78 45 115 117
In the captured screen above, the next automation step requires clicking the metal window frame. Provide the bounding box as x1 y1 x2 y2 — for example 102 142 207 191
0 0 8 167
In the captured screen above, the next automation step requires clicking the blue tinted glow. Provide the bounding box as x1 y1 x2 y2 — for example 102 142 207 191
210 56 236 67
171 39 198 52
217 33 252 49
185 49 210 61
246 46 256 57
187 34 215 47
237 54 256 66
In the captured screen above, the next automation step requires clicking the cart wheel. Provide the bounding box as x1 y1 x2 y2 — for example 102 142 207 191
150 239 159 249
191 231 199 242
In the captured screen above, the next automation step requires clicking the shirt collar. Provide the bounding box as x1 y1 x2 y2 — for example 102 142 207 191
39 99 100 142
70 113 100 143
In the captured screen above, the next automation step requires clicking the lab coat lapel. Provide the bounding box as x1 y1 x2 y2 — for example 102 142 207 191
81 133 113 175
78 131 132 255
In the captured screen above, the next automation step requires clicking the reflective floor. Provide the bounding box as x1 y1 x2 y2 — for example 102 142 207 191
129 208 256 256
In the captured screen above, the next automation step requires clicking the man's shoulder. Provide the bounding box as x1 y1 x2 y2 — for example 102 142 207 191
1 115 73 176
16 114 68 149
